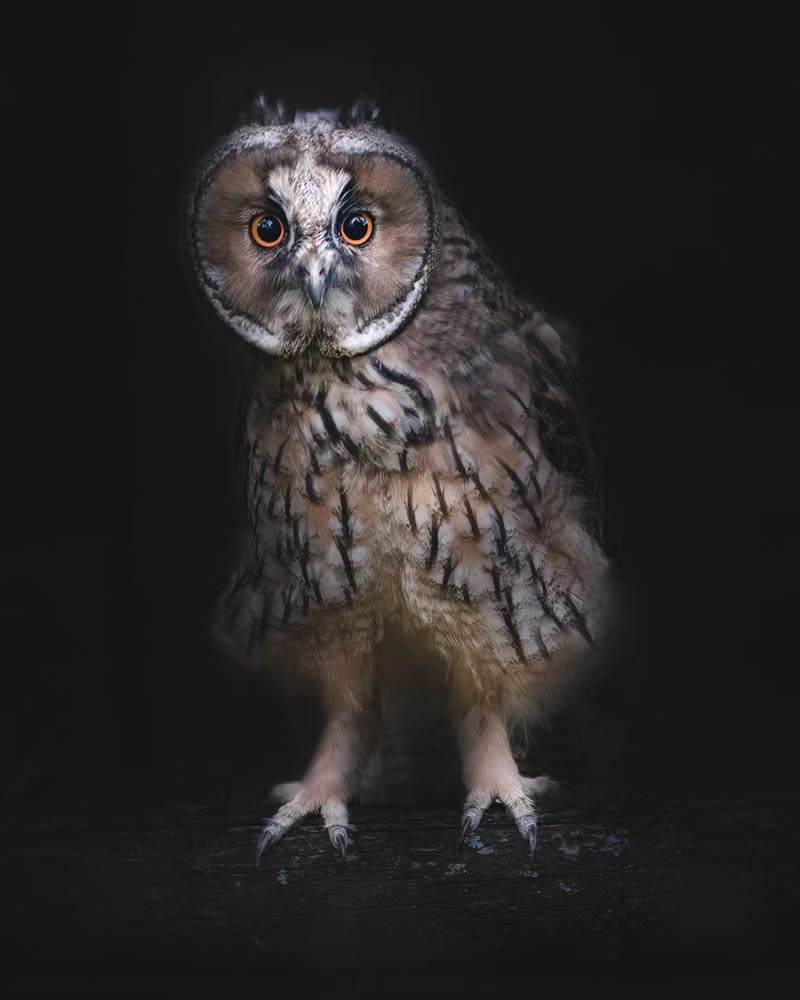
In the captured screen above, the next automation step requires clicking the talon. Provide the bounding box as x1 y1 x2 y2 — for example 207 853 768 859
328 824 349 859
457 806 483 854
455 820 469 855
255 819 284 865
528 824 538 861
517 813 538 861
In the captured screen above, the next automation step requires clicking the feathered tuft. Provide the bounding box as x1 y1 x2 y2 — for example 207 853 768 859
235 95 382 130
338 97 382 128
237 92 291 128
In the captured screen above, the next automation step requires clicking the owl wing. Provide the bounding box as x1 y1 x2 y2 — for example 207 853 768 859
414 338 607 671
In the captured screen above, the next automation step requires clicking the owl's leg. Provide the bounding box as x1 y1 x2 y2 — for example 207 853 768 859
256 639 378 862
449 681 554 861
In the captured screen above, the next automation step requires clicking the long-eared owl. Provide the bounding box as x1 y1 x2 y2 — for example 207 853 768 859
188 97 615 861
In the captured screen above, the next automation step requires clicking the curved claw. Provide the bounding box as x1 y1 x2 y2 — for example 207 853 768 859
456 805 483 855
528 823 538 861
516 813 538 862
328 824 349 859
255 819 285 865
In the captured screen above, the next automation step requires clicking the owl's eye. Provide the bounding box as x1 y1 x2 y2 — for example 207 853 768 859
341 212 374 246
250 213 286 248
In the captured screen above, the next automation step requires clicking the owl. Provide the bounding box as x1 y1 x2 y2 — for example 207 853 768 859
188 98 615 862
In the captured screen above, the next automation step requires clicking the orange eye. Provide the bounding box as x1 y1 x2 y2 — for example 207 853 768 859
341 212 373 246
250 213 286 248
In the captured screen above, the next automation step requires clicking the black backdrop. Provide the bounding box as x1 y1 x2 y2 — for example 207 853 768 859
3 18 797 825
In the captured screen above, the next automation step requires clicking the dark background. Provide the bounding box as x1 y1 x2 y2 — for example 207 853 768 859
3 18 797 824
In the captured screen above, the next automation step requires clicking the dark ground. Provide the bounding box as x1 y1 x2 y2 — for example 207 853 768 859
2 13 798 995
4 795 798 995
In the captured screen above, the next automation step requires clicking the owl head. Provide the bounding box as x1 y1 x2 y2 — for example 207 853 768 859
189 99 440 358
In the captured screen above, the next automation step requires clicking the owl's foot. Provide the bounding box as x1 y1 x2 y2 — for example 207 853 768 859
457 775 557 861
255 780 352 863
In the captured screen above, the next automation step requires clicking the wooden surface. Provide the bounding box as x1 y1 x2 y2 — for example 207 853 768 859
3 794 798 995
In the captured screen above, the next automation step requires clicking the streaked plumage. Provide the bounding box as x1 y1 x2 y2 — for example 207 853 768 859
189 99 615 860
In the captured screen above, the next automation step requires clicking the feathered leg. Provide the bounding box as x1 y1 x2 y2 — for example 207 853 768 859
256 635 378 862
449 679 554 861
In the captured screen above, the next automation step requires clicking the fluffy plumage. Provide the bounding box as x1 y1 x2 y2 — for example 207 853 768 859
189 99 616 860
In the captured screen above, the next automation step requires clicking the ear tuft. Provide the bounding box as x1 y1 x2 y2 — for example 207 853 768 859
237 92 291 128
338 97 383 127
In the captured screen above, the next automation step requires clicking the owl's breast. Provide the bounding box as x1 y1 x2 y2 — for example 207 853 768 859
216 351 610 671
375 411 612 668
217 402 407 659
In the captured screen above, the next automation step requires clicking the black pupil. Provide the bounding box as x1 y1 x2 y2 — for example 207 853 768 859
256 215 282 242
343 214 369 242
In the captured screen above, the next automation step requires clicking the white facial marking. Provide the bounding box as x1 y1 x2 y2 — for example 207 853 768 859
193 122 439 357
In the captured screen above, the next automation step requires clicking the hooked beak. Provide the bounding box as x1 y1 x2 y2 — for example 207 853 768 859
302 258 331 309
